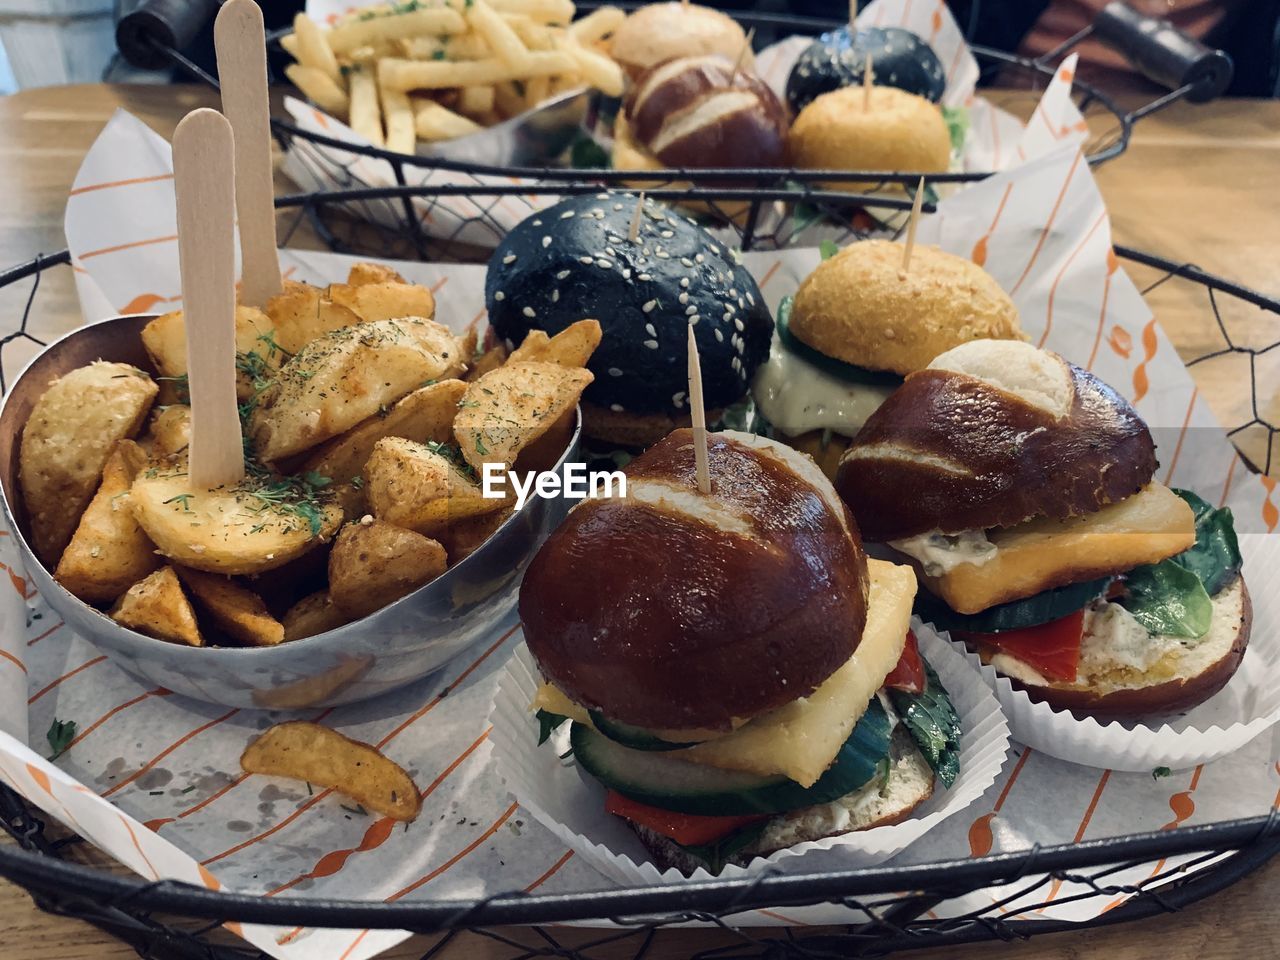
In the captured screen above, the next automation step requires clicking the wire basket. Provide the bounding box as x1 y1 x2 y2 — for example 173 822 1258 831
1 227 1279 956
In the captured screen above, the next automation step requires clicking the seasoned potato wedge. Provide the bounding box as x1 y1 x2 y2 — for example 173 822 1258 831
347 262 406 286
454 362 592 471
54 440 159 603
130 467 343 575
110 566 202 646
328 520 447 619
301 380 466 485
466 343 508 381
435 506 514 564
507 319 602 368
263 281 361 355
20 361 157 565
175 567 285 646
249 318 465 462
282 590 351 641
366 437 506 535
325 281 435 325
240 721 420 821
141 306 282 401
145 405 192 456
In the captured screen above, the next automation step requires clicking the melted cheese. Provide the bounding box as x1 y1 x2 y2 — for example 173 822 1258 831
531 559 918 788
752 342 896 438
923 482 1195 614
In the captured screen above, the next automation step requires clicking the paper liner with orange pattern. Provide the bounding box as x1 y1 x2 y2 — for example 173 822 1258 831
944 535 1280 773
489 622 1011 884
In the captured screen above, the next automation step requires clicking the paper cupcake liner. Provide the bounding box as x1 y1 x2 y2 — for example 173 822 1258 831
489 620 1010 885
950 534 1280 772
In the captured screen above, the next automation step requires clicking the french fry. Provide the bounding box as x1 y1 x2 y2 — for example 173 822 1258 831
561 35 624 97
379 81 417 154
524 74 551 109
379 50 573 91
285 65 350 118
414 101 483 141
567 6 625 44
280 32 300 59
493 79 525 118
398 33 491 60
347 65 384 147
504 14 554 51
329 8 467 55
467 0 529 66
486 0 575 25
293 13 341 83
457 84 496 116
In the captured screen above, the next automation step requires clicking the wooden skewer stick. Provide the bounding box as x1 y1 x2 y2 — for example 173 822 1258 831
901 176 926 274
174 109 245 490
686 324 711 495
849 0 856 31
863 52 874 111
628 191 646 243
731 28 756 81
215 0 283 308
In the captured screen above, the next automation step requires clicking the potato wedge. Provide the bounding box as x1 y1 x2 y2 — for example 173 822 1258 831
466 343 508 381
141 306 282 402
348 262 406 285
175 567 284 646
435 505 513 563
240 721 421 821
110 566 202 646
507 319 601 368
454 362 592 471
325 281 435 325
263 281 361 355
130 467 344 575
54 440 159 603
282 590 351 641
146 405 192 456
250 318 465 462
20 361 157 565
366 437 507 535
301 380 467 485
328 520 447 619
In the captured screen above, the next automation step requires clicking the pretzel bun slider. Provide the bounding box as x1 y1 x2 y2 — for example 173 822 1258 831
837 339 1249 719
520 429 966 873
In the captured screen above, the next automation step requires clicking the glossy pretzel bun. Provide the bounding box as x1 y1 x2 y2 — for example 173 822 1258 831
621 55 788 170
788 85 950 190
520 430 870 731
790 239 1023 376
837 340 1159 541
990 577 1252 719
609 3 751 82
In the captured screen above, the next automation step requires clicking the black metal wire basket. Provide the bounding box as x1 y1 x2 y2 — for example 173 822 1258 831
1 193 1279 955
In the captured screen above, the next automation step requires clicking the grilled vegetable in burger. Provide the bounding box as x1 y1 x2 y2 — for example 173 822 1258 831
787 26 947 113
521 429 963 874
753 240 1023 478
486 193 773 448
836 339 1250 719
608 2 752 82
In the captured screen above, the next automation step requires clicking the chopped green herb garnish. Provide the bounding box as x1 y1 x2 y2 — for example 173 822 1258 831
46 718 77 760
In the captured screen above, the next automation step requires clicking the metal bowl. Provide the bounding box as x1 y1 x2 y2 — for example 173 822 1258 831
0 314 580 709
412 88 593 167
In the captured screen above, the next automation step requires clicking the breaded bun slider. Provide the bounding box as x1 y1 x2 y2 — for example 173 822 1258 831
609 2 751 82
752 240 1023 478
837 339 1250 720
521 429 964 873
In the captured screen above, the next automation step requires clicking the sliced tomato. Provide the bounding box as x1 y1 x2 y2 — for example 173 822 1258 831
957 609 1086 683
884 630 926 694
604 790 768 846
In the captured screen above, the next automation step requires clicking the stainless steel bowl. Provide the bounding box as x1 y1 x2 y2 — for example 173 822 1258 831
416 88 593 167
0 314 580 709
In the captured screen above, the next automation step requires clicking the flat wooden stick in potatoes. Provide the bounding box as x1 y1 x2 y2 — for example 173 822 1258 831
240 721 421 821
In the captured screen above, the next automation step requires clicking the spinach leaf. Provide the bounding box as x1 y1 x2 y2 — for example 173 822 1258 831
887 662 961 788
674 820 770 874
1122 559 1213 638
1171 489 1242 596
535 709 570 746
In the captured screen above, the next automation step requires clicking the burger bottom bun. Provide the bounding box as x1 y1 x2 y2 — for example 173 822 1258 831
784 429 852 482
611 116 750 224
983 577 1251 720
631 727 934 874
582 400 724 449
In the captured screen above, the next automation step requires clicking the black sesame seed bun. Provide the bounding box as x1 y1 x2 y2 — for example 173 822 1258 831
786 26 946 114
485 193 773 447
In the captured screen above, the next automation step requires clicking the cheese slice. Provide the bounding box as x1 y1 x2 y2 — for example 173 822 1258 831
530 559 917 788
923 482 1195 614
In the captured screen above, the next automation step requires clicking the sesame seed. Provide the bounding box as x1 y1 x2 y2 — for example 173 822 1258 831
495 291 505 301
552 290 560 302
723 311 732 321
638 273 652 281
657 251 670 259
731 357 741 371
532 219 543 226
680 257 694 267
678 292 689 305
580 256 594 265
642 300 658 312
672 391 686 406
738 297 746 308
503 254 517 264
622 269 632 280
608 367 623 377
729 288 738 297
714 329 724 342
591 208 605 218
597 193 609 200
680 277 690 288
542 236 552 248
556 269 571 280
686 305 697 316
613 203 624 211
523 306 536 318
734 318 745 332
606 247 616 256
643 339 659 350
561 210 575 219
689 314 699 324
645 323 656 337
695 254 705 263
747 292 756 306
610 403 624 412
661 230 674 238
596 259 612 268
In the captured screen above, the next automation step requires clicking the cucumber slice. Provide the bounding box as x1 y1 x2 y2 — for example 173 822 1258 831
776 296 905 388
588 711 701 752
572 699 893 816
916 576 1112 634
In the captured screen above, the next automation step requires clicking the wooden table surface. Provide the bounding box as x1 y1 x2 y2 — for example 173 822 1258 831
1 83 1278 960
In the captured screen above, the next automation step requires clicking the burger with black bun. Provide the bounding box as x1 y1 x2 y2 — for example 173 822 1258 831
786 26 947 114
608 2 751 83
836 339 1249 720
753 240 1023 478
613 55 789 175
521 429 963 874
485 193 772 448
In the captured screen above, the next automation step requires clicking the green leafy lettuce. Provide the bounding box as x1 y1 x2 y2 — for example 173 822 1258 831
941 104 970 154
